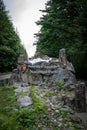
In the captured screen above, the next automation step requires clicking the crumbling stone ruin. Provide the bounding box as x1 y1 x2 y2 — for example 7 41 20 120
15 49 76 86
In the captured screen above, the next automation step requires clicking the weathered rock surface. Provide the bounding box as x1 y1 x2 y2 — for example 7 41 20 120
17 96 33 107
27 57 76 85
13 80 86 129
18 54 28 64
13 49 76 85
14 87 30 96
75 113 87 128
10 49 87 129
0 74 12 85
13 83 32 107
75 82 86 112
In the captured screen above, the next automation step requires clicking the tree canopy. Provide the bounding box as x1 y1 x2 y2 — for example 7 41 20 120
35 0 87 79
0 0 27 72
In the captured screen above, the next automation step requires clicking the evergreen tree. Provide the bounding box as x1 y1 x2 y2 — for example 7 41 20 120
0 0 27 72
35 0 87 79
0 0 5 11
35 0 79 56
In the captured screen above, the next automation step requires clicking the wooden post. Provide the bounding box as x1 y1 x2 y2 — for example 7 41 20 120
75 82 86 112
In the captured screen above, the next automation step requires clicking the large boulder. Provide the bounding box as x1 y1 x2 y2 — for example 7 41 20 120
52 67 76 85
17 96 33 107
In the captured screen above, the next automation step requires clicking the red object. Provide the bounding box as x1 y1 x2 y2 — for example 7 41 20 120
20 64 27 71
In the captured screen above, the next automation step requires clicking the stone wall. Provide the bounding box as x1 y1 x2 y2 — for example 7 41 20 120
16 49 76 86
27 58 76 85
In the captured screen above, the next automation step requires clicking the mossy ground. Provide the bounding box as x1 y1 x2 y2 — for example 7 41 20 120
0 84 84 130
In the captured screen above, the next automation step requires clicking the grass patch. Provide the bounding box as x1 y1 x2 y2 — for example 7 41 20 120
0 85 20 130
0 84 84 130
45 89 53 97
30 86 46 112
17 86 47 129
55 80 65 88
18 90 27 96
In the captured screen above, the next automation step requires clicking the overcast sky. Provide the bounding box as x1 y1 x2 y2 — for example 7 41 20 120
3 0 47 57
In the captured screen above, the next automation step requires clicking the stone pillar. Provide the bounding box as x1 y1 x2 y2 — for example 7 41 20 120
18 54 28 64
75 82 86 112
59 48 67 65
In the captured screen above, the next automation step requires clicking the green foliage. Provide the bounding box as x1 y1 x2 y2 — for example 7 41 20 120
45 89 53 97
0 0 27 72
17 86 46 129
18 108 38 129
55 81 65 88
0 113 19 130
18 90 27 96
0 84 84 130
59 108 68 116
35 0 87 79
0 85 20 130
30 86 46 112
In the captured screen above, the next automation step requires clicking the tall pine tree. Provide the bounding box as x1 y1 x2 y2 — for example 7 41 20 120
35 0 87 79
0 0 27 72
